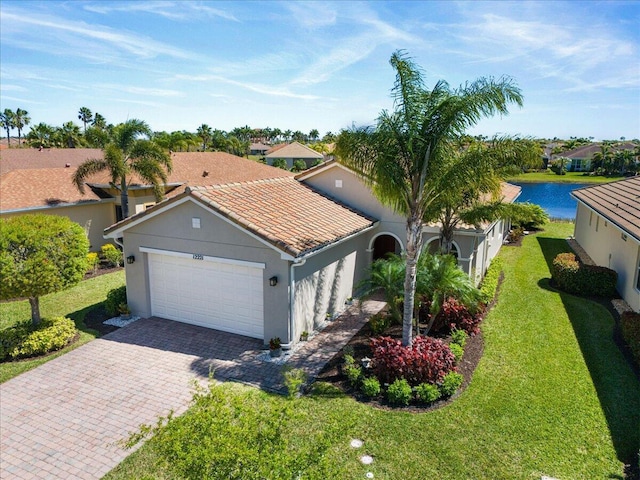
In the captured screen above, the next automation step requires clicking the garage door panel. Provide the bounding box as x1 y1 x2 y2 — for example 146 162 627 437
148 253 264 339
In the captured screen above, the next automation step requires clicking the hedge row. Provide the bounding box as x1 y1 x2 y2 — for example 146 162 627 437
0 316 76 361
551 253 617 298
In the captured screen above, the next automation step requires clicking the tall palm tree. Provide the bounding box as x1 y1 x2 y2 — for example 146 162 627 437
196 124 212 151
13 108 30 145
309 129 319 143
0 109 15 146
26 122 55 148
73 119 172 218
78 107 93 133
92 112 108 130
336 51 523 346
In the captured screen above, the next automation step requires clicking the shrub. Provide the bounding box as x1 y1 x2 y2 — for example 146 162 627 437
370 335 457 386
451 329 468 348
291 159 307 172
369 312 391 335
449 343 464 363
105 285 127 316
439 371 464 397
0 316 76 361
414 382 441 404
101 243 123 267
439 297 484 335
621 311 640 367
551 253 617 297
86 252 99 274
272 158 288 170
282 367 307 398
386 378 412 406
509 202 549 229
479 257 503 304
360 376 381 398
344 363 363 387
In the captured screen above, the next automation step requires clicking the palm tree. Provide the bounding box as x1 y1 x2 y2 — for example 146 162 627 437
26 122 55 148
197 124 213 151
336 51 523 346
73 119 172 218
591 143 612 172
309 129 319 143
78 107 93 133
13 108 30 145
56 121 83 148
92 112 108 130
1 109 15 146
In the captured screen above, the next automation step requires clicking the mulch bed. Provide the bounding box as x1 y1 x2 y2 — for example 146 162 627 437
83 304 120 336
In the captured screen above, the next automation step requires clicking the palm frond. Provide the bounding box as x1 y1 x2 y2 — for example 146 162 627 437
72 158 108 193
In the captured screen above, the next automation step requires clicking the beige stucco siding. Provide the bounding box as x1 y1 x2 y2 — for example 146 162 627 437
574 202 640 312
1 202 116 252
119 200 290 342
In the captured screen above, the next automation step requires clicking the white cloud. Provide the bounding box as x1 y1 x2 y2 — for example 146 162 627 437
83 1 238 22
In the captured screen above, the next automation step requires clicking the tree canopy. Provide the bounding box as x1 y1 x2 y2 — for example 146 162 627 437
0 214 89 326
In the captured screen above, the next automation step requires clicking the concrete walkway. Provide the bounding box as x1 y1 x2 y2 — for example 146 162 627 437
0 299 384 479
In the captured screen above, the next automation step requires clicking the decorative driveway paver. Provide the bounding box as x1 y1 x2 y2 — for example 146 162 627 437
0 299 384 479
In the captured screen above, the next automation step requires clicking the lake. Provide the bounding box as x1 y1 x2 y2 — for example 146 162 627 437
513 182 590 220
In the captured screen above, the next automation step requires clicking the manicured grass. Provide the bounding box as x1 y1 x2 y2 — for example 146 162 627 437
105 222 639 480
0 270 125 383
508 170 624 184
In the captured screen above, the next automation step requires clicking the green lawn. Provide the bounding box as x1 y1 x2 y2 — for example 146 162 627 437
508 170 624 184
0 270 125 383
106 222 639 480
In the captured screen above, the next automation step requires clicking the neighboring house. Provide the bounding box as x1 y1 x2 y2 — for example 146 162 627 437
104 159 520 346
249 143 270 156
0 148 294 250
557 142 637 172
264 141 323 169
571 177 640 312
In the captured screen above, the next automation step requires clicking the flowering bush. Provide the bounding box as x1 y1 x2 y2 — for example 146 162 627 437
370 335 456 386
420 297 484 335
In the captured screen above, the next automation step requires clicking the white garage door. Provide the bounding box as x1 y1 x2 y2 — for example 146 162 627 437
148 252 264 339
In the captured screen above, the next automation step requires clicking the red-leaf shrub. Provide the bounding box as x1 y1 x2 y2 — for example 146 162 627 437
419 297 484 335
370 336 456 386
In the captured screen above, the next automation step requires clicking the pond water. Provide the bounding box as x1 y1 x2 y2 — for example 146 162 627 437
513 182 590 220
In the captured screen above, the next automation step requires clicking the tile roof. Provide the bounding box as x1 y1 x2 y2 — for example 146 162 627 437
190 177 377 258
0 148 103 174
559 142 637 159
571 176 640 242
265 142 323 159
0 168 105 211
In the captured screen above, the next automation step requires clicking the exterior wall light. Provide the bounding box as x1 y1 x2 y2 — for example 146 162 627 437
269 276 278 287
126 255 135 265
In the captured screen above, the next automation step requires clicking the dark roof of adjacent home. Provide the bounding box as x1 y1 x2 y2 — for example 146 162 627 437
265 142 323 159
571 176 640 242
105 177 378 259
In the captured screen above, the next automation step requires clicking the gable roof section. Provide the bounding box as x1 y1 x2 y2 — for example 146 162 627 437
0 168 107 211
265 142 323 160
571 176 640 243
105 177 378 259
0 148 103 175
560 142 637 159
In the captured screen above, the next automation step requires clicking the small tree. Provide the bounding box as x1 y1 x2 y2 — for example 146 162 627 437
0 215 89 326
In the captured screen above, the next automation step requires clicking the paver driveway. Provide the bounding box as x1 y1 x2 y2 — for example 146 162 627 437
0 299 384 479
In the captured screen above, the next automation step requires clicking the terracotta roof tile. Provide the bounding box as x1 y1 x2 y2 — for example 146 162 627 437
572 176 640 242
189 177 377 258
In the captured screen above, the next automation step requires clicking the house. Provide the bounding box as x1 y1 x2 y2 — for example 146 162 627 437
104 159 520 346
0 148 294 250
264 141 323 169
571 177 640 312
557 142 637 172
249 143 270 156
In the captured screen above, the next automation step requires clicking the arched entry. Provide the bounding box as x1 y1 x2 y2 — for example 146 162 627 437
425 237 460 259
371 233 402 261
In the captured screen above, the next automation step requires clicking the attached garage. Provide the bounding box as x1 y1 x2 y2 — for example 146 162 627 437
144 248 265 339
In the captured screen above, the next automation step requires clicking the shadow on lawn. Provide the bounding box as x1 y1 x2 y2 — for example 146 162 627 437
537 236 640 477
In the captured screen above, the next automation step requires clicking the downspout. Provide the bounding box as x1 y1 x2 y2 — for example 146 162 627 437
282 258 306 350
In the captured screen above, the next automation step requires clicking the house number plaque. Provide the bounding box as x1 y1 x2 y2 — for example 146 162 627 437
192 254 204 260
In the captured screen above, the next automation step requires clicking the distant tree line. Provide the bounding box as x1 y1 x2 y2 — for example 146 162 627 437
0 107 337 156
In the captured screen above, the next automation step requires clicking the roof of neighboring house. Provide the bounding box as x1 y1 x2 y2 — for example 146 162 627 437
560 142 637 159
265 141 323 159
0 168 106 211
106 177 378 259
571 176 640 243
250 143 270 151
0 148 104 174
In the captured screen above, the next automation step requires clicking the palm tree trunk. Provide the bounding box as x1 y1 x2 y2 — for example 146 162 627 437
120 178 129 218
29 297 41 327
403 214 423 346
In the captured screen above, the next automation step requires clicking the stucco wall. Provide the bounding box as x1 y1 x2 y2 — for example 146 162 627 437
1 202 116 252
574 203 640 312
119 199 290 342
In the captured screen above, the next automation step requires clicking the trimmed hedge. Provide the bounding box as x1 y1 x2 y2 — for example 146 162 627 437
0 316 76 361
479 257 503 304
105 285 127 316
551 252 617 297
620 311 640 367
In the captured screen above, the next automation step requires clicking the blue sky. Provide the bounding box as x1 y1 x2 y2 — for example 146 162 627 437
1 1 639 140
